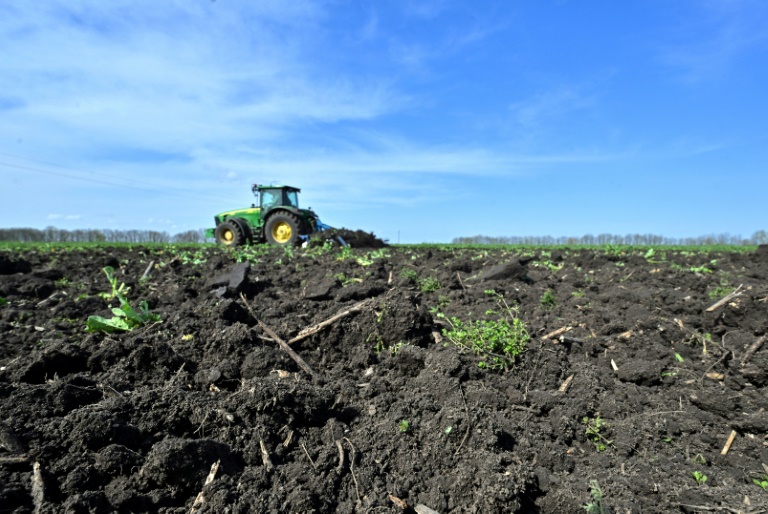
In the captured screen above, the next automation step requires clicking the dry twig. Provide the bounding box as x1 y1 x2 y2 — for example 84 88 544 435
456 271 467 291
288 298 374 345
31 461 44 514
558 374 575 393
721 430 737 455
0 455 30 464
455 385 471 456
705 284 744 312
189 460 220 514
741 335 766 367
342 437 361 503
300 441 318 471
239 293 319 379
140 260 155 281
260 438 274 469
543 326 571 341
335 439 345 473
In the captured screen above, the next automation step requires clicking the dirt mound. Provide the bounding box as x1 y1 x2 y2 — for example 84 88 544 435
1 245 767 513
310 228 388 248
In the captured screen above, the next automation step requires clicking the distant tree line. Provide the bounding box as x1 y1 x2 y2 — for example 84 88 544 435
453 230 768 246
0 227 209 244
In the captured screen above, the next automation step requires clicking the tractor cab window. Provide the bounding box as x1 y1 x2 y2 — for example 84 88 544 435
284 190 299 208
261 188 299 210
260 189 279 210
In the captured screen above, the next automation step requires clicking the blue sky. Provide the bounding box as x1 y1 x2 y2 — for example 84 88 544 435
1 0 766 243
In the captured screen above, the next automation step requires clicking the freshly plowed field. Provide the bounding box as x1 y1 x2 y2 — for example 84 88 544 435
1 244 767 513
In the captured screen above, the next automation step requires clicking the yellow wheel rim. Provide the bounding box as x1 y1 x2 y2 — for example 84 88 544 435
222 228 235 244
271 221 292 244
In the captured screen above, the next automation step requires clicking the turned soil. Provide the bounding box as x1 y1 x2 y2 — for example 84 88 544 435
1 244 767 513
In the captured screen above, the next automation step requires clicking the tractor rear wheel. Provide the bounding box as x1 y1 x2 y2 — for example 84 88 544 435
265 213 300 246
215 220 245 246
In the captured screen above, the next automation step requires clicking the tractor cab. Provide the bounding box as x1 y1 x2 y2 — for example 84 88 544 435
252 185 300 213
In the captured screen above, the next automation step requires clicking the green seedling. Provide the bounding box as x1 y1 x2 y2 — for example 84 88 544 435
97 266 130 301
355 254 374 266
438 290 529 370
444 426 453 435
692 471 707 486
540 290 556 310
0 297 7 306
398 420 411 433
582 416 612 452
709 283 734 300
419 276 441 293
674 353 684 362
369 248 390 260
583 480 608 514
336 245 353 260
753 474 768 491
428 296 450 314
400 268 418 283
86 266 160 333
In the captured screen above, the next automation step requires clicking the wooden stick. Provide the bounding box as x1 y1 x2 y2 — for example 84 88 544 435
165 363 186 389
0 455 29 464
335 440 345 473
388 494 409 509
189 460 220 514
559 336 587 345
721 430 737 455
288 298 374 345
31 461 44 514
300 441 318 471
543 326 571 341
239 293 319 379
706 285 744 312
260 438 274 469
741 335 766 367
558 374 575 393
454 385 471 456
415 505 441 514
342 438 361 503
36 292 59 308
700 350 731 386
140 260 155 281
509 404 540 414
456 271 467 291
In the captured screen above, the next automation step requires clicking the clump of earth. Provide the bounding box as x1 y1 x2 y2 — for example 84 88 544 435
308 228 388 248
1 244 767 513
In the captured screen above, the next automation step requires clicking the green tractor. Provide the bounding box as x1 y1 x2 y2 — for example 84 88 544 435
205 184 331 246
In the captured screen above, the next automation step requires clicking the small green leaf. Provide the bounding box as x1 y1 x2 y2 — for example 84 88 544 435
675 353 684 362
85 315 130 333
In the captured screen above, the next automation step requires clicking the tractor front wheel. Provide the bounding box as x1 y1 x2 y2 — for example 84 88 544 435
265 213 300 246
214 220 245 246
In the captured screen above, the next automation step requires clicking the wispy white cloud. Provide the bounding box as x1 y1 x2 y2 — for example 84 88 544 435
509 86 597 128
658 0 768 83
0 1 403 161
47 214 81 220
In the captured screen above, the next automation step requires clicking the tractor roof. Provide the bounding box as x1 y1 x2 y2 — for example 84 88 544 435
253 184 301 192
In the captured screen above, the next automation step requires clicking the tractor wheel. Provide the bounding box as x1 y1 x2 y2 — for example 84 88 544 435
214 220 245 246
265 213 300 246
